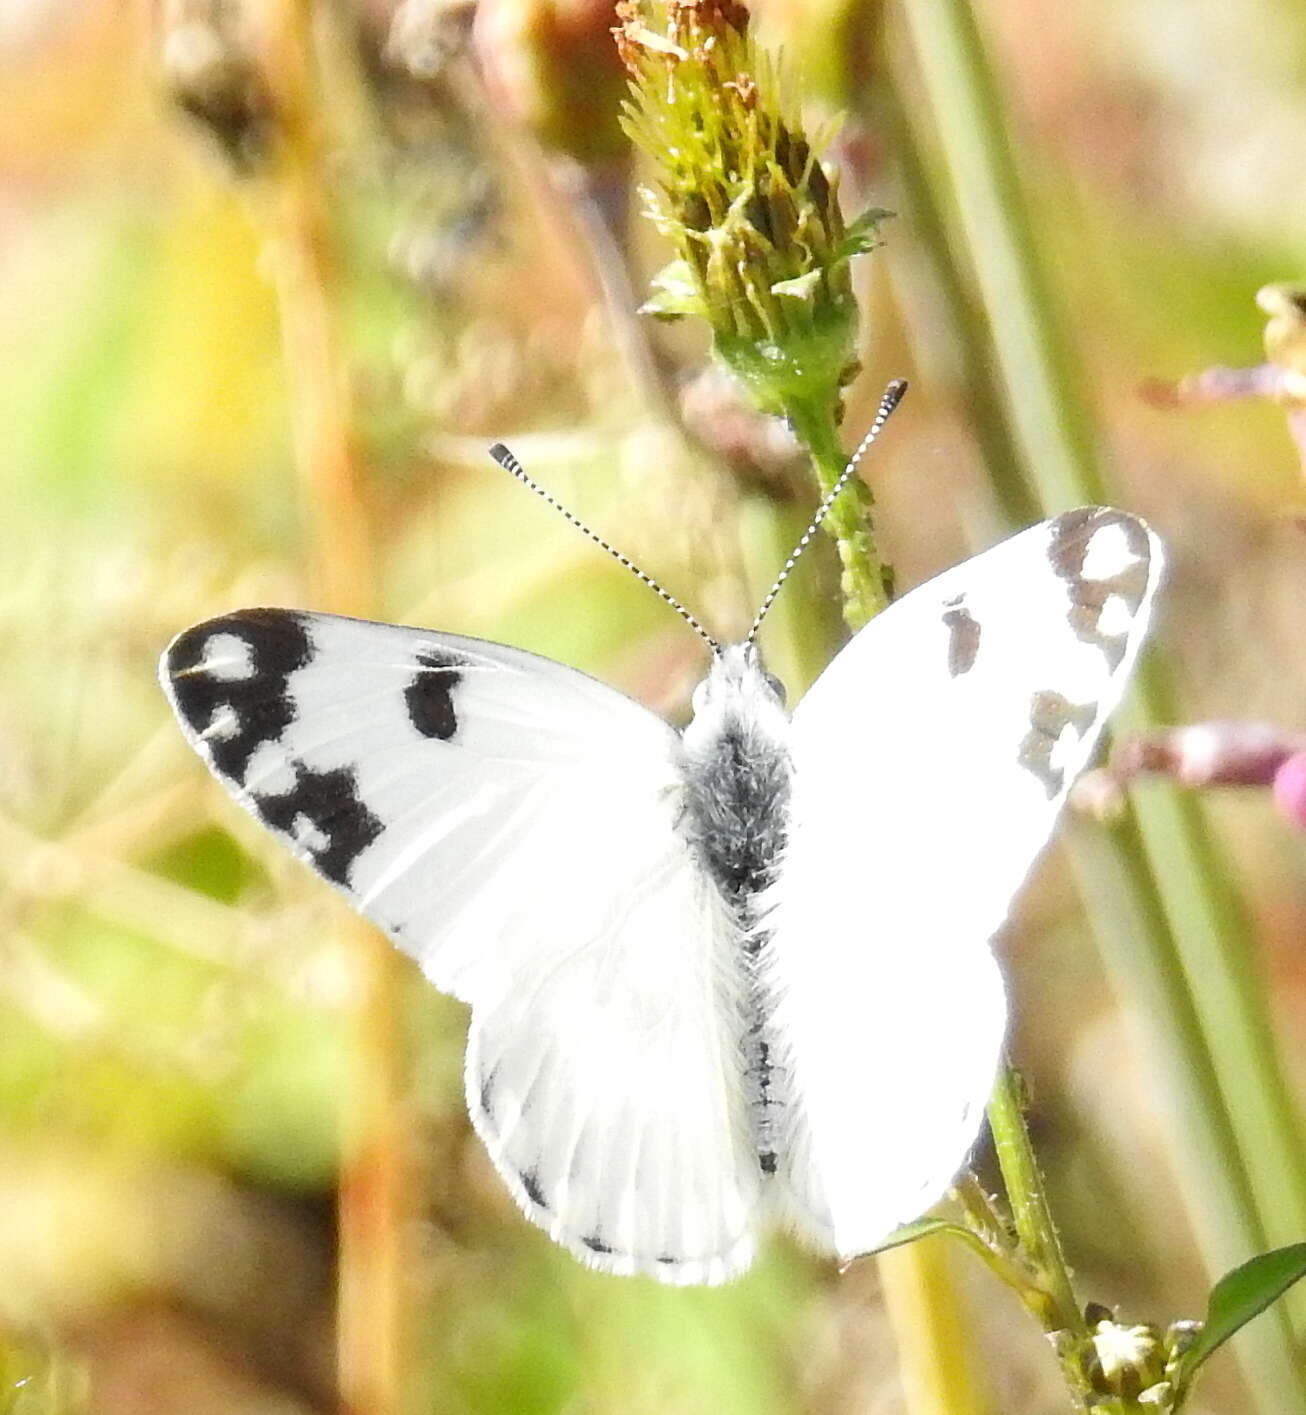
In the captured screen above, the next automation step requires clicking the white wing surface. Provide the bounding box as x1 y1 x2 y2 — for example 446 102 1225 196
763 508 1163 1259
161 610 759 1282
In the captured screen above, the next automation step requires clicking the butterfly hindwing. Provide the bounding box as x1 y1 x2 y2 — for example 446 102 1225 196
161 609 760 1281
464 830 758 1282
762 509 1163 1259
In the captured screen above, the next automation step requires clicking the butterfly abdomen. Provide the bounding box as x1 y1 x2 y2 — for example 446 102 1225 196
681 645 793 1178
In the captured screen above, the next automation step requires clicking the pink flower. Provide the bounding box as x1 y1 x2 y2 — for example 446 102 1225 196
1272 752 1306 831
1076 721 1306 834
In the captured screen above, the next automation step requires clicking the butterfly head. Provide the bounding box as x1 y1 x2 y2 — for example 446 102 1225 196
683 642 790 771
692 643 788 718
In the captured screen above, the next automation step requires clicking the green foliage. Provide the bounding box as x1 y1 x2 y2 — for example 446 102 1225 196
1173 1245 1306 1400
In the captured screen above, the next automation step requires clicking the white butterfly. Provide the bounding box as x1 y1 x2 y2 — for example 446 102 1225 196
160 436 1162 1286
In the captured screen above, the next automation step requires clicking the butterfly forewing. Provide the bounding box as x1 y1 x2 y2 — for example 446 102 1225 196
161 609 761 1282
761 508 1163 1260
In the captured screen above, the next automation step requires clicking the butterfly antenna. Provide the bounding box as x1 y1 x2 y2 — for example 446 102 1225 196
745 379 907 644
488 442 720 651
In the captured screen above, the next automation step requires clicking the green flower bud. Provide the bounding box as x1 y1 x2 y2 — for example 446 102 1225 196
616 0 887 421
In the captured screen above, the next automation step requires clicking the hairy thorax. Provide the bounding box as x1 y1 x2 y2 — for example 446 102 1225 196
681 704 792 918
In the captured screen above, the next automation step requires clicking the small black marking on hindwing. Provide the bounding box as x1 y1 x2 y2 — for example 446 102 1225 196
478 1069 497 1120
656 1254 677 1266
520 1168 548 1210
581 1234 613 1254
168 610 313 783
742 1021 780 1170
942 595 981 677
252 761 383 885
406 647 468 740
1017 690 1097 799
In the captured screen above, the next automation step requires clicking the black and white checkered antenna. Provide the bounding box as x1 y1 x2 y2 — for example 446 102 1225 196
489 442 720 651
745 379 907 645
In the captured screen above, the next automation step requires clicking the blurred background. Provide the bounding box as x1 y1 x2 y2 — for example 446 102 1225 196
4 0 1306 1411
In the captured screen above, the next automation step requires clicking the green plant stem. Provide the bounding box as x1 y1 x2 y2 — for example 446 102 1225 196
871 79 1039 532
892 0 1102 509
1119 659 1306 1274
880 1213 1060 1311
986 1063 1083 1334
738 497 842 691
951 1172 1010 1249
787 403 890 629
895 0 1306 1405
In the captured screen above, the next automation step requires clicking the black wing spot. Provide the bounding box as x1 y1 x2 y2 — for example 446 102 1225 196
167 610 312 783
1047 511 1151 670
478 1068 498 1121
405 648 468 740
581 1234 613 1254
519 1168 549 1211
252 762 383 886
1017 690 1097 799
758 1151 778 1175
942 595 981 677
